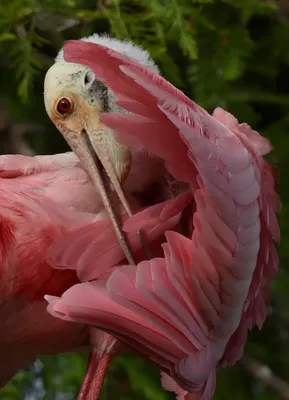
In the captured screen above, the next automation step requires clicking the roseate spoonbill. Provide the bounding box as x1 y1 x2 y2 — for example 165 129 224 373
44 37 280 400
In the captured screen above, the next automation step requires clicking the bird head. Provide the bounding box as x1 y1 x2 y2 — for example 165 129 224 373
44 34 159 262
44 59 132 185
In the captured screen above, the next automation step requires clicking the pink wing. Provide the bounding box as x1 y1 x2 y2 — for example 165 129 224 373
0 152 80 178
0 152 189 285
0 152 101 214
48 41 280 399
0 153 96 384
48 190 193 281
0 151 108 298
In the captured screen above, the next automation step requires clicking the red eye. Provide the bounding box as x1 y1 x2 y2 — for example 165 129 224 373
57 98 72 115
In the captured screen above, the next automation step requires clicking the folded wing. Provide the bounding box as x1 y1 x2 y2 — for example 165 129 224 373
48 190 193 281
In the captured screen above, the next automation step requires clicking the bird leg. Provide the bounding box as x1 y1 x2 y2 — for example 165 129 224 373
78 352 112 400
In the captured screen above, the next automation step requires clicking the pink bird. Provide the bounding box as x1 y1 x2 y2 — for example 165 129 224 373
44 40 280 400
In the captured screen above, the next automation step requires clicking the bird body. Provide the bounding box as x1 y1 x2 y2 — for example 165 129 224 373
0 149 169 390
0 152 103 386
46 40 280 400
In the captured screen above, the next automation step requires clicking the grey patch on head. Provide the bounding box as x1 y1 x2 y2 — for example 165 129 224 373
100 85 109 112
88 80 109 112
83 71 109 112
70 71 83 84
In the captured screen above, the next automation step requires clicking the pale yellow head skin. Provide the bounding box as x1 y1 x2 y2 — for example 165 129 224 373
44 61 131 185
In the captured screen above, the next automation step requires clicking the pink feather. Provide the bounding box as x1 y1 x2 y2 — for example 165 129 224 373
0 152 101 385
48 190 192 281
46 41 279 400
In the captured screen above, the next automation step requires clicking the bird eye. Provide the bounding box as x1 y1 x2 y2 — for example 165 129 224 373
56 98 73 115
84 70 95 86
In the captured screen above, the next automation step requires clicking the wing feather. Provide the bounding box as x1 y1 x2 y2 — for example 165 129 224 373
47 191 192 281
0 153 79 178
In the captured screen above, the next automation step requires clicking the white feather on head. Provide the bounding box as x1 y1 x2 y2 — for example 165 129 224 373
55 33 159 73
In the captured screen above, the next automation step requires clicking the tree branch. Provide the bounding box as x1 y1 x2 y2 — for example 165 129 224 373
242 356 289 400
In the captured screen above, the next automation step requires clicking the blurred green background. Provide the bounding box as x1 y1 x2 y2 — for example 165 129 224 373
0 0 288 399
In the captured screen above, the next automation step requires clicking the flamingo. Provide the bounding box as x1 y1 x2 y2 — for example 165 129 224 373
43 36 280 400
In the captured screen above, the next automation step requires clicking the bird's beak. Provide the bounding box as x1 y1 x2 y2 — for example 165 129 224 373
44 64 137 263
71 120 137 265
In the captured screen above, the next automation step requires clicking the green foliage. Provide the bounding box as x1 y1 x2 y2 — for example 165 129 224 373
0 0 289 399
